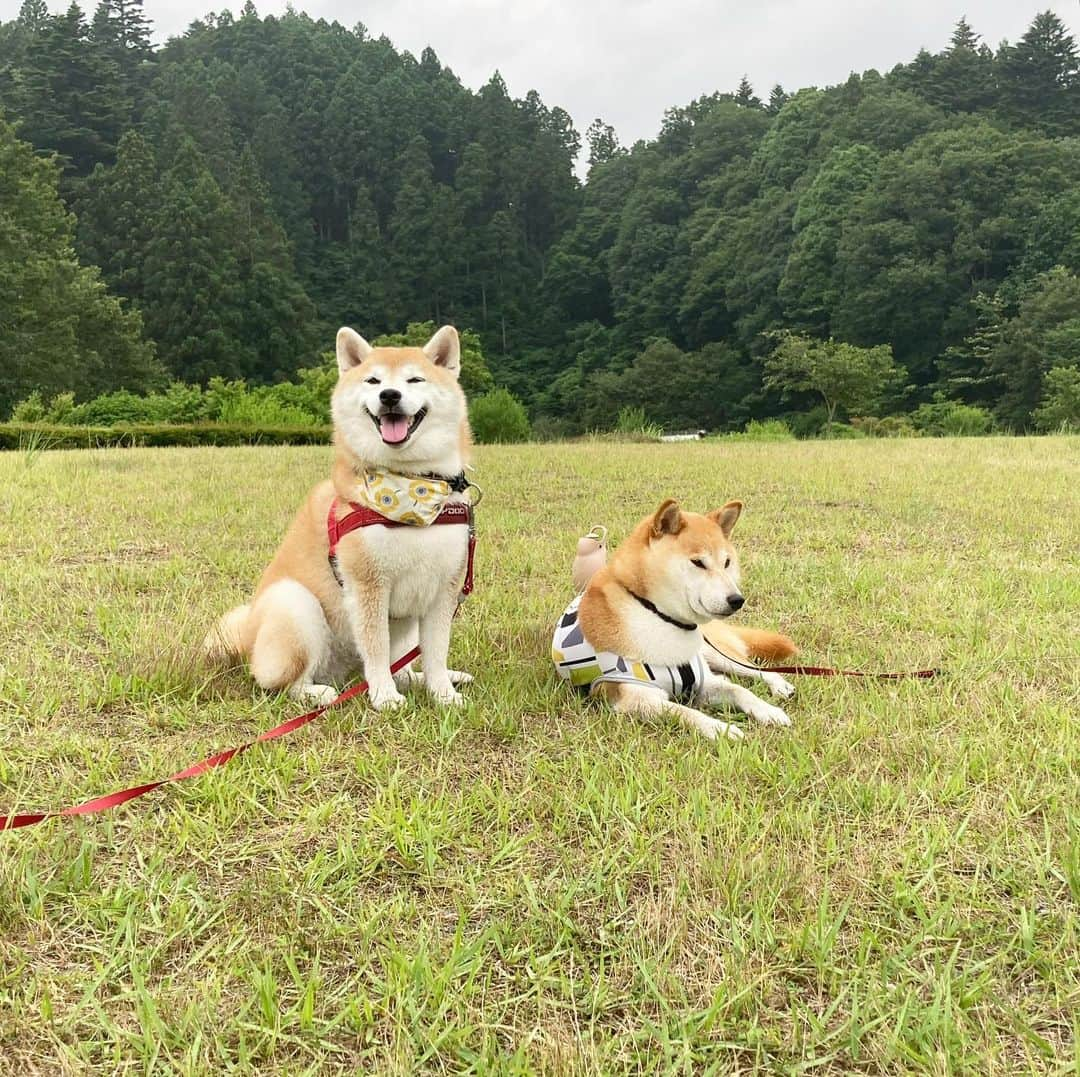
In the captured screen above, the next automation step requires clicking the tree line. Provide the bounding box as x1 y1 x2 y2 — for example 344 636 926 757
1 4 1079 432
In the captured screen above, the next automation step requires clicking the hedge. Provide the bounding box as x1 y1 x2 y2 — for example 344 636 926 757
0 423 332 450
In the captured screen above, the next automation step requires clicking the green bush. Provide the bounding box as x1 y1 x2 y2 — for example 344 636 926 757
819 421 866 439
1033 366 1080 432
613 405 664 440
850 415 920 437
10 391 46 422
0 423 331 450
912 401 994 437
468 388 531 444
66 389 164 425
725 419 796 441
530 415 574 441
786 406 829 438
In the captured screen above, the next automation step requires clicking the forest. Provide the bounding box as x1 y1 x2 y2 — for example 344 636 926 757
2 2 1080 435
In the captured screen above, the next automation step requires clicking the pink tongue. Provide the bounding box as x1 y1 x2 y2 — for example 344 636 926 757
379 414 410 444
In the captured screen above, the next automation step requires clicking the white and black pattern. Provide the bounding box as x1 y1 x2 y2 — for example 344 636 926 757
551 595 706 700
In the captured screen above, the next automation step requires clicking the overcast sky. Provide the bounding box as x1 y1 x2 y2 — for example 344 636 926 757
5 1 1079 155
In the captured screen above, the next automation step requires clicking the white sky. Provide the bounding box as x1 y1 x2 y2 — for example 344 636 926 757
4 0 1079 154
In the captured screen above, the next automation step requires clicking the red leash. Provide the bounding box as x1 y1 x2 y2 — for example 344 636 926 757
3 497 480 832
1 647 422 831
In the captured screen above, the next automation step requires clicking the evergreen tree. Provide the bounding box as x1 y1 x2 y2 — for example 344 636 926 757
998 11 1080 136
76 128 157 304
734 75 762 109
927 17 997 113
15 2 128 178
0 114 159 414
585 118 620 172
141 139 251 381
766 84 789 115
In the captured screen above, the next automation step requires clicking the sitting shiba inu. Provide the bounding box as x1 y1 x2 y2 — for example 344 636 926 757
206 325 473 710
553 500 796 741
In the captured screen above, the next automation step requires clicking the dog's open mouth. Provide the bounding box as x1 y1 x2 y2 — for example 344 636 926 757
369 407 427 446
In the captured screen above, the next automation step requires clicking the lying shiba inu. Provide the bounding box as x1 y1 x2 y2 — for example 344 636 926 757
553 499 796 740
206 325 473 710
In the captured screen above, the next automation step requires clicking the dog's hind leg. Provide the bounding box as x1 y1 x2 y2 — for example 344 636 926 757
249 580 337 706
594 682 745 742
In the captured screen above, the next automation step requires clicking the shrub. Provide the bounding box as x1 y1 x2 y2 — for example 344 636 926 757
0 423 331 450
850 415 920 437
819 421 866 439
1033 366 1080 432
468 388 531 444
613 405 664 441
67 389 162 425
10 391 46 422
530 415 574 442
786 406 829 438
912 401 993 437
45 391 77 423
725 419 795 441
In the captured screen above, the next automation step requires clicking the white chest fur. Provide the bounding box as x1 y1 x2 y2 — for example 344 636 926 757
619 599 703 666
341 518 469 618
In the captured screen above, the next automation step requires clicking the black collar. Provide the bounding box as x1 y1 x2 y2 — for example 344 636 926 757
627 590 697 632
424 470 470 493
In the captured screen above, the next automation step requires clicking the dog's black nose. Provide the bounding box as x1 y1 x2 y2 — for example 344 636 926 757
379 388 402 408
728 594 745 611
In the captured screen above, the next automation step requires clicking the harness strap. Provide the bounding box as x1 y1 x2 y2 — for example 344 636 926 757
327 498 475 598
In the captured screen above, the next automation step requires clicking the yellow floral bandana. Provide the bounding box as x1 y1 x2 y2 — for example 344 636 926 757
353 469 453 526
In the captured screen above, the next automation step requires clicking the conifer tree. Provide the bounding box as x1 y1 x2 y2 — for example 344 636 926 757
141 138 251 381
16 2 127 178
734 75 761 109
998 11 1080 136
0 114 159 414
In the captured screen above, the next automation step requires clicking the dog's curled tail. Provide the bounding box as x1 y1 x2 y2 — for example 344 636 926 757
203 604 252 662
730 627 798 662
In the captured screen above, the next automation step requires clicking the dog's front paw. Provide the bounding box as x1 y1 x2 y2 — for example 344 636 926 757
447 669 474 686
762 672 796 699
750 700 791 727
369 684 407 711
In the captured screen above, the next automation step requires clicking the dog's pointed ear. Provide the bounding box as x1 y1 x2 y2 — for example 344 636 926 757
708 500 743 537
651 498 684 538
423 325 461 377
336 327 373 375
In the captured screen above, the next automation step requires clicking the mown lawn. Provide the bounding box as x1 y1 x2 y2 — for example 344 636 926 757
0 437 1077 1074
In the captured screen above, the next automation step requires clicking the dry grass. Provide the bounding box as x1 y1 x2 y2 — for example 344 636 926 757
0 437 1078 1074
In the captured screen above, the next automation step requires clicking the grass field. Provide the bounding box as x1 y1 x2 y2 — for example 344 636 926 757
1 437 1078 1074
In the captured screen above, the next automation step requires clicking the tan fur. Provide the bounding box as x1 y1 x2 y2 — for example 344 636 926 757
206 326 473 708
573 498 796 740
703 622 798 662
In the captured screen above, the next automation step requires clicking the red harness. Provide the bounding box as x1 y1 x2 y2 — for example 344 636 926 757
326 498 476 598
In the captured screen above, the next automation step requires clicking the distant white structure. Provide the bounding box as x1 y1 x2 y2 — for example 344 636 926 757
659 430 707 442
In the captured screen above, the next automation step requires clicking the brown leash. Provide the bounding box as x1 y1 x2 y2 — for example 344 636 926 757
705 639 940 679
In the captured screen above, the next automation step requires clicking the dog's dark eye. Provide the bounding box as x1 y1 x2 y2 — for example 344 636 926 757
365 376 380 385
724 556 731 569
407 376 425 384
691 558 706 569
